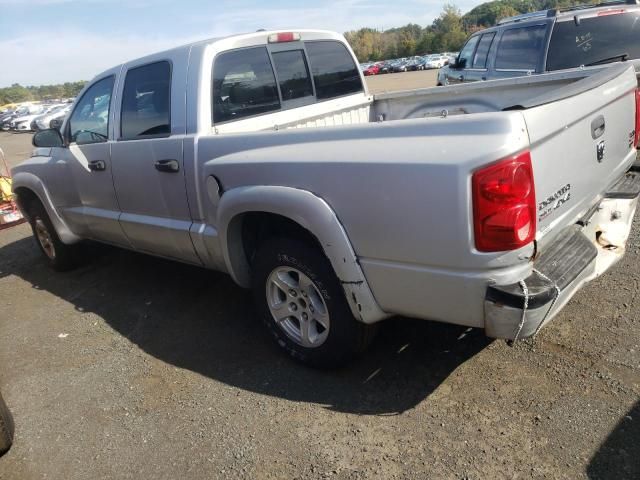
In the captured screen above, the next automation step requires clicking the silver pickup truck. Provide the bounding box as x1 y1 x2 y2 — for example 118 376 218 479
13 30 640 367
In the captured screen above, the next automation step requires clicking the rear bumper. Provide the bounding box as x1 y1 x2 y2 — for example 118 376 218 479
484 171 640 340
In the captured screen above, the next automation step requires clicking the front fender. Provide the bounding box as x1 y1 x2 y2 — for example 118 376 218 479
11 171 81 244
217 185 388 324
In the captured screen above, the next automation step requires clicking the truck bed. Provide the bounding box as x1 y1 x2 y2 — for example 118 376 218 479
220 64 623 134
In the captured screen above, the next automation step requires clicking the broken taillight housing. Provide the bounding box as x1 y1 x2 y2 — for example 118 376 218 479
472 150 536 252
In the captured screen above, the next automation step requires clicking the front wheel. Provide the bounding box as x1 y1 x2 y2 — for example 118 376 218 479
28 200 79 271
252 238 376 368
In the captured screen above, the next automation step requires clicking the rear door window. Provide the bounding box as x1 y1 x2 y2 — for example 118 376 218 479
271 49 314 101
212 47 280 124
305 41 363 99
120 61 171 139
457 35 480 69
547 11 640 71
495 25 547 71
472 32 495 69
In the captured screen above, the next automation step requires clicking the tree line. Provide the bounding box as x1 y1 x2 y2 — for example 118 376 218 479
344 0 594 62
0 81 86 106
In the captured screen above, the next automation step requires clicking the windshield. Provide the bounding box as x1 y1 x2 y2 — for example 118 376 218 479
547 11 640 70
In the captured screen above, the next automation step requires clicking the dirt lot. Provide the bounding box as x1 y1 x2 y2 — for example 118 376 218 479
366 69 439 93
0 71 639 480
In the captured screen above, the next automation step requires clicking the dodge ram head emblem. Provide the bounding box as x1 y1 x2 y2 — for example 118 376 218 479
596 140 605 163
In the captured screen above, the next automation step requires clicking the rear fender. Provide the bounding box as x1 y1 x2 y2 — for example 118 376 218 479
217 185 388 324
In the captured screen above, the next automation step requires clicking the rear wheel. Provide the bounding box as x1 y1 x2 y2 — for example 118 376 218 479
0 392 14 456
252 238 376 368
28 200 78 271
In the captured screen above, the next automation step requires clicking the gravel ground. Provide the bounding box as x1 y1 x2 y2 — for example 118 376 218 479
0 70 639 479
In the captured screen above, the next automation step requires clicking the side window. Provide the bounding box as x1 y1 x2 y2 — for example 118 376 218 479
305 41 363 99
212 47 280 124
120 61 171 139
495 25 547 71
472 33 496 69
68 76 114 145
457 36 480 69
271 49 313 101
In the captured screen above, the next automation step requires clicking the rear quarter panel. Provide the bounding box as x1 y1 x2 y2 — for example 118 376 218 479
194 112 530 271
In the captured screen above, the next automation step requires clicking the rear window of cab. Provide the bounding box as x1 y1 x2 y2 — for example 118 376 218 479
211 40 363 124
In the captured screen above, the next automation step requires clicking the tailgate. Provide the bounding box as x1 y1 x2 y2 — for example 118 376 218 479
520 64 638 246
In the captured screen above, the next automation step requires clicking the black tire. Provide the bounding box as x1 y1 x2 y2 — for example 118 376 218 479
0 392 14 456
252 238 377 368
28 200 78 271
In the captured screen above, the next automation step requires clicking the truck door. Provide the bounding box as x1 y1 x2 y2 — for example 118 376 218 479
461 32 495 83
445 35 479 84
58 71 130 246
110 56 201 265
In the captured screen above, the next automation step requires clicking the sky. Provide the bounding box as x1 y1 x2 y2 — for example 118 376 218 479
0 0 482 87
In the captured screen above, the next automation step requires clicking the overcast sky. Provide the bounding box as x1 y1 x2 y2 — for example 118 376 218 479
0 0 482 87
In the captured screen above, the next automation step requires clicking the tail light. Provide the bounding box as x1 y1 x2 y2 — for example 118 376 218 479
267 32 301 43
472 151 536 252
635 88 640 148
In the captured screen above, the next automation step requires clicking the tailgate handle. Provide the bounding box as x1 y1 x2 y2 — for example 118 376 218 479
591 115 605 139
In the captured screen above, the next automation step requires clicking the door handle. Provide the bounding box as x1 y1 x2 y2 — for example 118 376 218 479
591 115 605 139
154 159 180 173
87 160 106 172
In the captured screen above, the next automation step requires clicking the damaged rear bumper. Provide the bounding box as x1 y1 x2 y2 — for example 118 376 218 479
484 171 640 340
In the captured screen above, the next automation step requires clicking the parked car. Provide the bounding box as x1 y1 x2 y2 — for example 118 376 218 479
11 111 44 132
439 0 640 86
412 57 424 70
0 110 15 126
1 106 32 131
393 60 412 72
424 54 449 69
32 105 70 131
363 64 380 76
378 61 394 74
2 104 44 131
13 30 640 368
406 59 423 71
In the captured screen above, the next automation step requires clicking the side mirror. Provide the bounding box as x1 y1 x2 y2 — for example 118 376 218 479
449 58 459 69
32 128 64 148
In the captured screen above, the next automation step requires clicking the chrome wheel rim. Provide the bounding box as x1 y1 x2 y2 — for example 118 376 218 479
266 267 330 348
34 218 55 259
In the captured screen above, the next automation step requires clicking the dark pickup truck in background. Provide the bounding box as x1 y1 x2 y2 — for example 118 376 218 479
439 0 640 85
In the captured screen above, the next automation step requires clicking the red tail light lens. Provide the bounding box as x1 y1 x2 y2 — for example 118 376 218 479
635 89 640 148
472 151 536 252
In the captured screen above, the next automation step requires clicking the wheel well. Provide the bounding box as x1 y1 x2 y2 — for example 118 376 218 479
13 187 39 219
239 212 323 268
